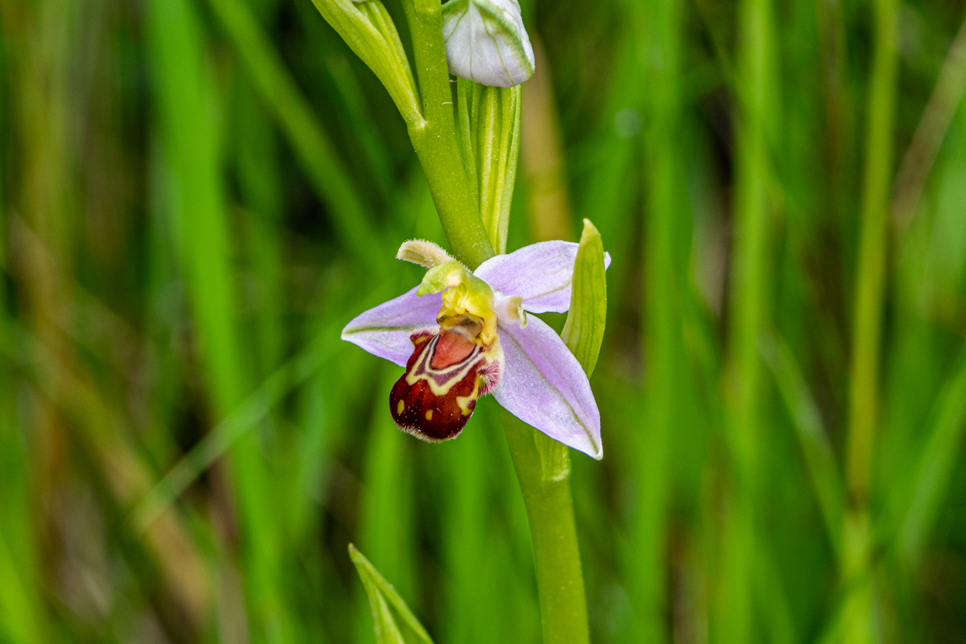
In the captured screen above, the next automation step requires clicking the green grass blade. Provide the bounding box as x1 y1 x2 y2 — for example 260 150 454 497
0 217 44 644
761 332 846 558
631 0 686 638
896 346 966 563
721 0 778 636
842 0 897 639
131 324 342 531
209 0 390 265
148 0 293 638
349 544 434 644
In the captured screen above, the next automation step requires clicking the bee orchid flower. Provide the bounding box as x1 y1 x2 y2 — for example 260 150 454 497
342 240 609 459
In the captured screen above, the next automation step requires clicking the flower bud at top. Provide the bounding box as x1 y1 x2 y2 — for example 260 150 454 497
442 0 535 88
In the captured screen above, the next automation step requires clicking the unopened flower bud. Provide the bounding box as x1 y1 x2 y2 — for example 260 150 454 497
442 0 535 88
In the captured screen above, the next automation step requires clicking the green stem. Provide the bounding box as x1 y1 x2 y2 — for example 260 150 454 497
213 0 388 268
843 0 896 639
634 0 683 636
399 0 493 269
502 415 590 644
845 0 896 513
428 162 590 644
439 203 590 643
722 0 775 637
397 4 587 638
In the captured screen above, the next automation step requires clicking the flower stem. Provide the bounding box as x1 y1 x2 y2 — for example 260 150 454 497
400 5 589 636
429 137 591 644
502 414 590 644
399 0 494 269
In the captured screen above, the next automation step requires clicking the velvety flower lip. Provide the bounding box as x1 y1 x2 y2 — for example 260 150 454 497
342 240 610 459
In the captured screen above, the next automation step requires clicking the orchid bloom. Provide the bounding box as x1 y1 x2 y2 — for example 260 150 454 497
342 240 609 459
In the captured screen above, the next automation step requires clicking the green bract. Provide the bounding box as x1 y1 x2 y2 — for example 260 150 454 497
311 0 424 128
349 545 434 644
456 80 522 254
561 220 608 379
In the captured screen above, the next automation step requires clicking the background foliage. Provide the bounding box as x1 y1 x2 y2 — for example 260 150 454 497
2 0 966 641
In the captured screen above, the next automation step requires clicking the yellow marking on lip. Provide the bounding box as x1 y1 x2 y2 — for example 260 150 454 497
455 377 482 416
397 400 405 415
425 410 433 421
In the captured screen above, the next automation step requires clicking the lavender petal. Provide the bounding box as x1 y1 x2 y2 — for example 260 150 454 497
474 241 611 313
493 315 602 459
341 287 442 366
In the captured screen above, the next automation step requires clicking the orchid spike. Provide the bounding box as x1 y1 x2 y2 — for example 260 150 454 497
442 0 536 88
342 240 611 459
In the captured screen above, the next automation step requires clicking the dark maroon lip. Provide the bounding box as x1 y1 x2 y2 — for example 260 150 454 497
389 330 490 442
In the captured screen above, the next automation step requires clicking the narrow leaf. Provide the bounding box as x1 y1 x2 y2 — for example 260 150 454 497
456 78 483 210
477 85 521 255
349 544 434 644
209 0 388 267
760 332 845 559
561 219 607 378
897 346 966 564
310 0 423 127
456 81 521 254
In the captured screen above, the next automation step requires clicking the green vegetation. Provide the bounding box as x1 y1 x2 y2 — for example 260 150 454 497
2 0 966 641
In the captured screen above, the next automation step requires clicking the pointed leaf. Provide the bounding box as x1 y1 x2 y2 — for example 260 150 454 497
474 240 611 313
311 0 423 126
561 219 607 378
455 80 521 254
477 85 521 254
349 544 434 644
760 332 845 558
455 78 483 210
897 346 966 564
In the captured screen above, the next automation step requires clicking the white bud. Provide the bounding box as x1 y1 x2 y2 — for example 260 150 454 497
442 0 535 88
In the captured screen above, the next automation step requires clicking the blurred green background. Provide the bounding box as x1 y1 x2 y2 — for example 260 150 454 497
2 0 966 641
